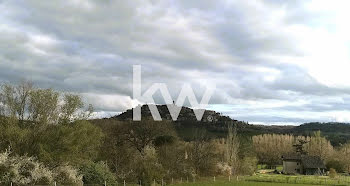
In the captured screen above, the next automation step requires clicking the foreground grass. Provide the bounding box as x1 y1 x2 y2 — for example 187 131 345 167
170 176 318 186
246 174 350 186
172 181 316 186
168 174 350 186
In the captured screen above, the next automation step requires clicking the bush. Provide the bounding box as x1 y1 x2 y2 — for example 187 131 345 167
53 165 83 185
79 161 117 185
0 152 53 185
239 157 258 175
216 162 232 175
329 168 337 178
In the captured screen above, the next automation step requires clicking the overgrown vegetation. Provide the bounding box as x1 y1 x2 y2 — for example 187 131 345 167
2 81 350 185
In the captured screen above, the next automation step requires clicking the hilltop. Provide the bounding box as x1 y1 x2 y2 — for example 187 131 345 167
91 104 350 146
108 104 291 140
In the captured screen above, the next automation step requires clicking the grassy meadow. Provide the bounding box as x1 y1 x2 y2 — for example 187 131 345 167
165 174 350 186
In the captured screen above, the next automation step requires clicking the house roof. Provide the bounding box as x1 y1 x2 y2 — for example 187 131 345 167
301 156 326 169
282 153 301 160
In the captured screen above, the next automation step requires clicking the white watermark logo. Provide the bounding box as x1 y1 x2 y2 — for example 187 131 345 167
133 65 215 121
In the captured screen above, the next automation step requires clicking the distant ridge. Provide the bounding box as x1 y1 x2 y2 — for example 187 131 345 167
113 104 233 123
100 105 350 145
109 104 291 139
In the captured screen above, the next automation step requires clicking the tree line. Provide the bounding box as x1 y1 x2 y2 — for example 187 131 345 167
253 132 350 173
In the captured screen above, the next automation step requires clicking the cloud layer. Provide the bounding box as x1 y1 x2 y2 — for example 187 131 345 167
1 0 350 124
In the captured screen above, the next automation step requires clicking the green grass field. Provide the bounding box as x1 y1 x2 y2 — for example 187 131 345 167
167 174 350 186
246 174 350 185
172 181 317 186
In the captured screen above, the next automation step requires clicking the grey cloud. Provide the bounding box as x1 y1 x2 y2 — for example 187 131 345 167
1 0 350 123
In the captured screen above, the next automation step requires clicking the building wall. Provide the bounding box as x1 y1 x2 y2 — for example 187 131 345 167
283 160 302 174
304 168 324 175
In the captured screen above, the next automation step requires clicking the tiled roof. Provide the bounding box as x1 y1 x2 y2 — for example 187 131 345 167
301 156 326 169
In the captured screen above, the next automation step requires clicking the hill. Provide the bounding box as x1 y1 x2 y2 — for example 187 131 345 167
95 104 350 146
110 104 291 140
289 122 350 146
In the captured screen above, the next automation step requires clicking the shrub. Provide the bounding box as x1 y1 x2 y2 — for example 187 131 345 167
239 157 258 175
326 160 344 173
0 152 53 185
216 162 232 175
53 165 83 185
79 161 117 185
329 168 337 178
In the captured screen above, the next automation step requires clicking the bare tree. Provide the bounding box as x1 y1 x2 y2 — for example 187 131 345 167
15 80 33 122
0 81 33 123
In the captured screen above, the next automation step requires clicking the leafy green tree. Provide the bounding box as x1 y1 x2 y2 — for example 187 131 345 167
239 156 257 175
37 120 104 166
28 88 59 126
59 93 84 124
136 146 165 185
79 161 117 185
326 160 344 173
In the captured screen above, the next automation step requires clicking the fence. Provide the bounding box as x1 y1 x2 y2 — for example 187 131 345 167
8 175 350 185
5 176 242 186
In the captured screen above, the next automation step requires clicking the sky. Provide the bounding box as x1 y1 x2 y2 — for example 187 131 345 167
1 0 350 125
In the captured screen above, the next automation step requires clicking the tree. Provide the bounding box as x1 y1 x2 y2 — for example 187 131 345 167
136 145 165 185
59 93 84 124
225 123 240 175
36 120 104 166
305 131 334 161
123 119 175 155
293 139 308 155
253 134 294 167
189 129 218 176
79 161 117 185
239 156 258 175
28 88 59 126
326 160 344 173
15 81 33 122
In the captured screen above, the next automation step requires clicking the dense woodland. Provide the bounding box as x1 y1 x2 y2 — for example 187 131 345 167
1 81 350 185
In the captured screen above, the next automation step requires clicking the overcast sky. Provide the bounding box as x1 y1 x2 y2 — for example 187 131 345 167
2 0 350 125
